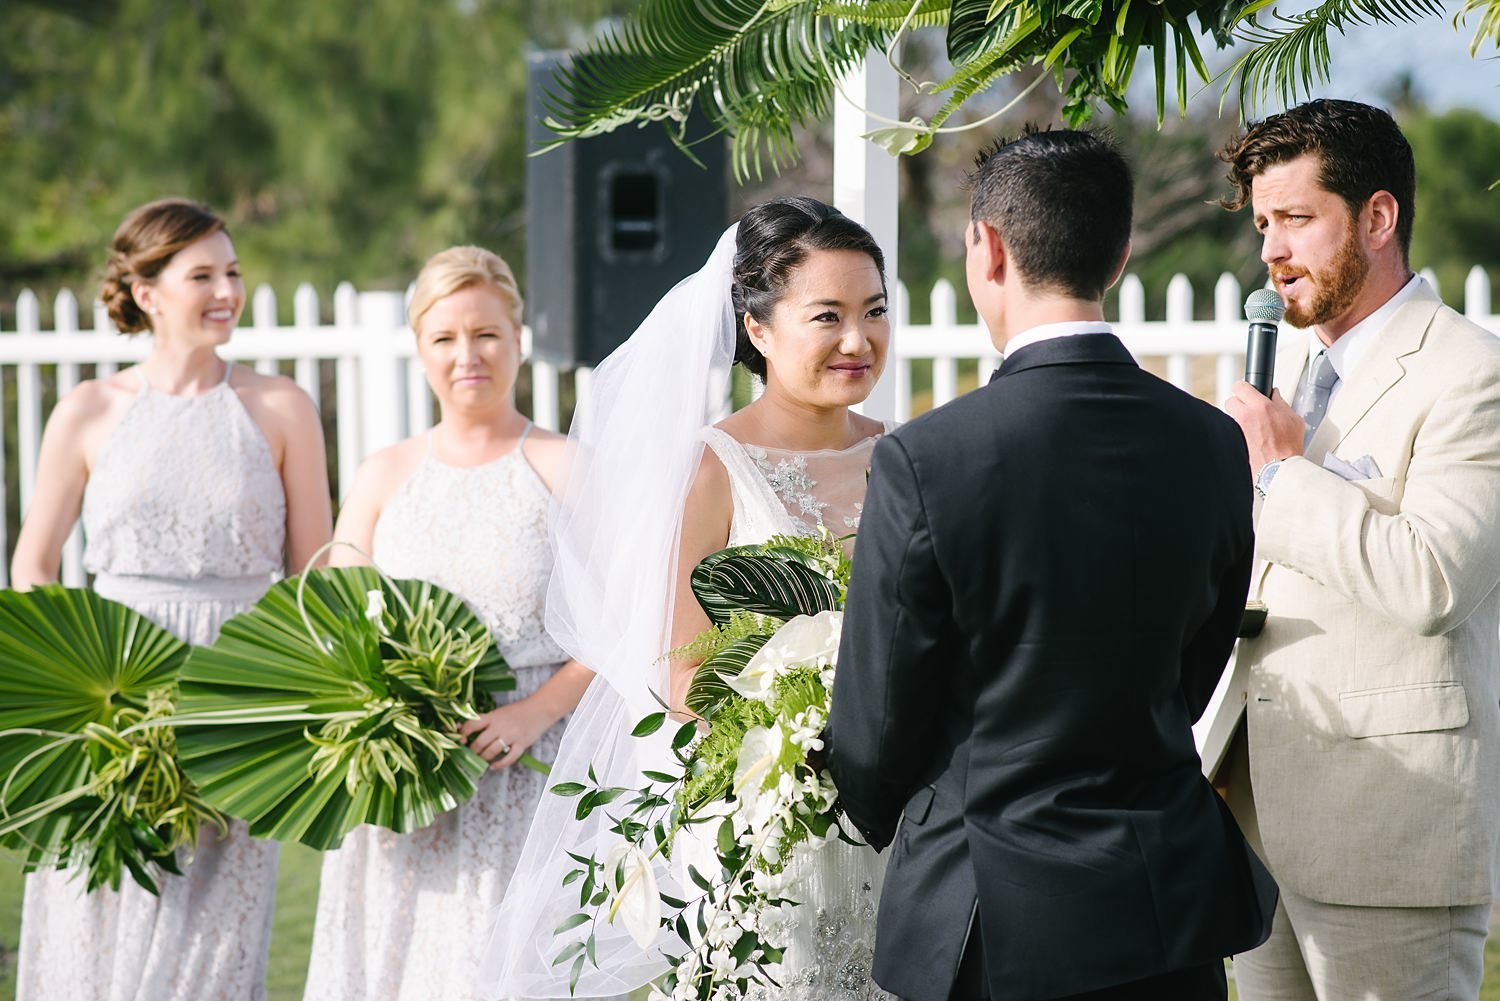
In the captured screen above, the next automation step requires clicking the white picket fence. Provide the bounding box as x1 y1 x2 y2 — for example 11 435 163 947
3 266 1497 588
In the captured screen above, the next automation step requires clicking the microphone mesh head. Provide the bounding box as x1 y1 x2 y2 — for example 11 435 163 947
1244 288 1286 323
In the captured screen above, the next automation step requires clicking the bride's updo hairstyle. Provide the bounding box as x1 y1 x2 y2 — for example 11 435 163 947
407 245 525 336
101 198 228 335
731 196 886 380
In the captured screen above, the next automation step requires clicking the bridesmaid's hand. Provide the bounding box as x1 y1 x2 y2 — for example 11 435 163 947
459 700 552 771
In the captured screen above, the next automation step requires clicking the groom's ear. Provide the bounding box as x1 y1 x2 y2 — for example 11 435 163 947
972 220 1006 285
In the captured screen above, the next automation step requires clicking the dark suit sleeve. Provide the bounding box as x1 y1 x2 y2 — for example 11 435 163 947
1179 431 1255 722
826 434 953 850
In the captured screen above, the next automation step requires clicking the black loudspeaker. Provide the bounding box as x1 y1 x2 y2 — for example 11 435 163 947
526 50 729 367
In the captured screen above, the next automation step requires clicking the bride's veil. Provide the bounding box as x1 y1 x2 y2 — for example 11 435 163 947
478 224 740 998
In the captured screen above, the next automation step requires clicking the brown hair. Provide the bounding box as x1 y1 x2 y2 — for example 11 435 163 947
100 198 229 334
1218 99 1415 261
407 246 524 335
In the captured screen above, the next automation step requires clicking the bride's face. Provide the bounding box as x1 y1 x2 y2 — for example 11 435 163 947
746 248 889 408
416 284 522 412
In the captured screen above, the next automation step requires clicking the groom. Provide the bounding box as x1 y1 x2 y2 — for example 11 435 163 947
825 128 1277 1001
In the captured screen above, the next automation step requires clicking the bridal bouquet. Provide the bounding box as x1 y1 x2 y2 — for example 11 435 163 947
172 561 532 850
0 586 227 894
553 532 857 999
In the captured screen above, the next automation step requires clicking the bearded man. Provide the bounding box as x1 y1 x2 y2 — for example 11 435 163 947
1220 98 1500 1001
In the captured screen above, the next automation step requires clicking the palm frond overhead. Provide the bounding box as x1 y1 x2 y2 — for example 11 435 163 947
539 0 1491 171
1228 0 1447 110
1455 0 1500 54
537 0 886 178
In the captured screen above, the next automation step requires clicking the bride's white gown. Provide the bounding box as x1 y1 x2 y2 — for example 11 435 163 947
698 426 896 1001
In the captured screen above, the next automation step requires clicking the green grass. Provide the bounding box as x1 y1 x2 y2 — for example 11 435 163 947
0 843 324 1001
2 852 1499 1000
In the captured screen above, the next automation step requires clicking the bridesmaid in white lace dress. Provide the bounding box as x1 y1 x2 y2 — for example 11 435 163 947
301 246 593 1001
8 198 333 1001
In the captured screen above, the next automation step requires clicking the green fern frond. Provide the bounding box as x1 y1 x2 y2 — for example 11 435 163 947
664 611 785 665
1228 0 1446 110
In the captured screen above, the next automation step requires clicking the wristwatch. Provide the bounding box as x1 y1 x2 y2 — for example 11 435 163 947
1255 459 1284 498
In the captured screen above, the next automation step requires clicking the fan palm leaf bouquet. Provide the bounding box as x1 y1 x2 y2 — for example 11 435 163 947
552 531 857 999
0 586 227 895
173 556 540 852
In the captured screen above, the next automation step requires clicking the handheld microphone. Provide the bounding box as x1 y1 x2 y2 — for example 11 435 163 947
1243 288 1285 397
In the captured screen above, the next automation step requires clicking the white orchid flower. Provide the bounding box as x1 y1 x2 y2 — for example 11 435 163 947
603 841 661 949
729 610 844 701
363 589 388 633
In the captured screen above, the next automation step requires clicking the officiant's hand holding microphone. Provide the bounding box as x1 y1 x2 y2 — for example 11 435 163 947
1226 288 1305 476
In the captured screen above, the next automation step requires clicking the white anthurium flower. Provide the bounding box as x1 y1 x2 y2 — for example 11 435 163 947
603 841 661 949
729 610 844 701
733 724 785 831
363 589 388 633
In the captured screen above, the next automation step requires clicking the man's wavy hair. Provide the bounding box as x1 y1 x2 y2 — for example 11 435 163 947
1218 99 1415 262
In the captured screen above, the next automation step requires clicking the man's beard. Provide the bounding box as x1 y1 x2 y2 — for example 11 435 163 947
1272 225 1370 328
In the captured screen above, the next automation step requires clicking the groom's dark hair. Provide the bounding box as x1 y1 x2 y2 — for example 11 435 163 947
968 127 1132 301
731 196 886 379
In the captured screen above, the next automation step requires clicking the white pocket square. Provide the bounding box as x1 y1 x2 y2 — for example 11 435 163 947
1323 452 1381 480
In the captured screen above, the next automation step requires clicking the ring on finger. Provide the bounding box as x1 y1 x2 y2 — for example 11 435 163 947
496 738 512 758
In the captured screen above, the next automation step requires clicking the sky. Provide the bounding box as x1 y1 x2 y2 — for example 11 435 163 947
1118 10 1499 120
1315 14 1498 117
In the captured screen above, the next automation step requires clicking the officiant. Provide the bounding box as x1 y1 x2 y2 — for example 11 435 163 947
1221 99 1500 1001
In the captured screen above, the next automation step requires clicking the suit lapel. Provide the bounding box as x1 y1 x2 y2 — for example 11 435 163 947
1309 290 1441 457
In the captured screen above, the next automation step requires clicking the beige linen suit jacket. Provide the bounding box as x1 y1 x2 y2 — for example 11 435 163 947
1228 283 1500 908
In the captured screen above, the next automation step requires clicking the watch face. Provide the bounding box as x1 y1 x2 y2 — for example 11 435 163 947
1257 460 1281 495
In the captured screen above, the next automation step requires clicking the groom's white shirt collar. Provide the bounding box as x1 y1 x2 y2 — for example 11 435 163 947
1004 320 1114 358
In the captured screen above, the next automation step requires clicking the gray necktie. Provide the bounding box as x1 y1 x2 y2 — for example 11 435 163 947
1297 349 1340 447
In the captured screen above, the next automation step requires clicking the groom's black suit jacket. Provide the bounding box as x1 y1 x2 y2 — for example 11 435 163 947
826 333 1276 1001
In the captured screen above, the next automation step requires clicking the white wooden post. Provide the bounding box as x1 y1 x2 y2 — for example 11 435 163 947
1164 274 1193 391
834 51 900 422
1213 272 1243 408
1466 265 1491 321
293 284 322 410
357 290 406 456
333 283 362 499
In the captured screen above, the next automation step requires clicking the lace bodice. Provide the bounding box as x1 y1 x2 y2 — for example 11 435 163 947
700 426 887 547
82 364 286 579
371 431 567 670
697 423 895 1001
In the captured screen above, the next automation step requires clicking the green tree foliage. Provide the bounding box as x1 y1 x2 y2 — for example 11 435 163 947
0 0 630 318
1403 106 1500 303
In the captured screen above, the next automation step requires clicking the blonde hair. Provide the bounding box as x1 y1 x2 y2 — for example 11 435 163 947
407 245 524 334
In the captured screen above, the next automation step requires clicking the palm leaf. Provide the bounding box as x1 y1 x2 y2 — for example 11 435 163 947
0 586 189 886
1455 0 1500 53
175 568 512 851
690 547 842 627
685 633 774 722
538 0 886 179
1227 0 1446 109
818 0 951 29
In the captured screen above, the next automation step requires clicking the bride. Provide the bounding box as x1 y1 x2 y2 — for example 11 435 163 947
481 196 895 1001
